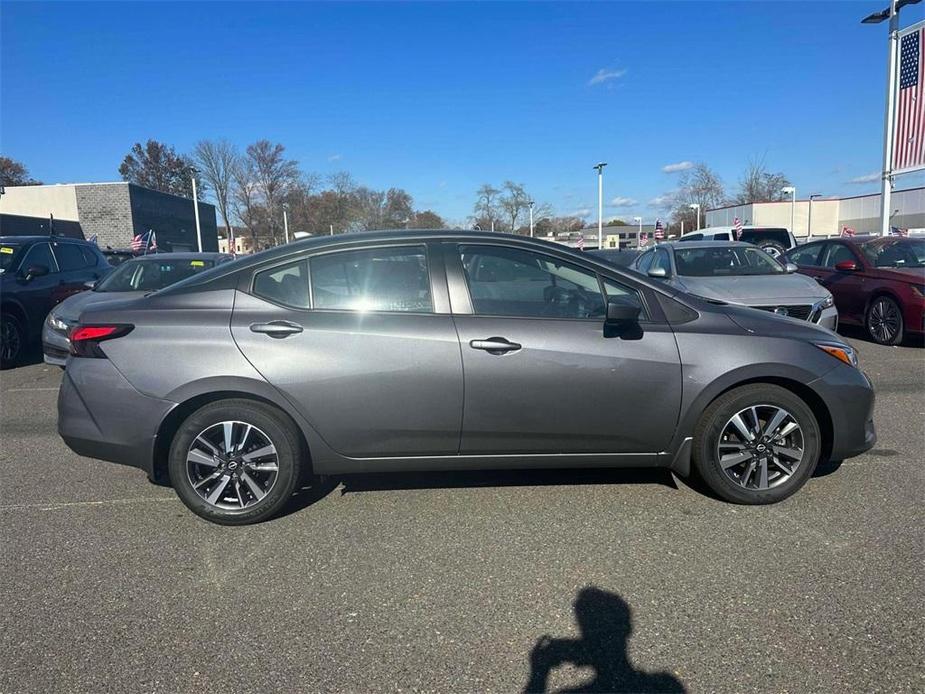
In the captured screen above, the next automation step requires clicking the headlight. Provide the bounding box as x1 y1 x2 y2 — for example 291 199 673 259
46 313 70 332
820 295 834 309
815 342 858 368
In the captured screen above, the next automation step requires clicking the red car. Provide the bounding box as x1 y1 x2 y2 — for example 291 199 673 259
784 235 924 345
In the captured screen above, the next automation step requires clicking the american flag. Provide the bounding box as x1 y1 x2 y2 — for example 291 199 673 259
576 235 585 250
733 216 743 239
130 230 156 252
893 25 924 172
889 226 908 237
654 219 664 240
841 226 856 237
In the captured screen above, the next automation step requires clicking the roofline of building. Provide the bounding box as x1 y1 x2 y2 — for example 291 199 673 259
706 185 925 213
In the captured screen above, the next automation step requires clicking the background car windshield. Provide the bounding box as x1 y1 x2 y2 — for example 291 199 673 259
96 258 216 292
860 239 924 268
674 246 784 277
0 243 22 273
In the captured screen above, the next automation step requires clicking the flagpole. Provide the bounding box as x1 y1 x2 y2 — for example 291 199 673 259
879 0 900 236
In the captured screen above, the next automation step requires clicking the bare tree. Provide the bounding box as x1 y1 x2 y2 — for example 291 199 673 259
0 156 41 186
473 184 501 230
671 163 725 229
411 210 445 229
243 140 300 244
732 156 791 204
194 139 239 238
499 181 530 232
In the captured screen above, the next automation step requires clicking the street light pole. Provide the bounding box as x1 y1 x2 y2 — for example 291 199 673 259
189 168 202 252
807 193 822 239
594 162 607 250
528 200 535 237
781 186 796 235
689 203 701 230
283 208 290 243
633 216 642 249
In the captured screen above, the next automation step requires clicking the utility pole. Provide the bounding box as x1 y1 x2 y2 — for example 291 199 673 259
807 193 822 239
190 168 202 252
594 162 607 250
528 200 535 237
283 208 290 243
689 203 701 231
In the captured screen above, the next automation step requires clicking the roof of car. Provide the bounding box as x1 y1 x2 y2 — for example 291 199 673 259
656 240 756 249
120 251 232 262
0 235 91 244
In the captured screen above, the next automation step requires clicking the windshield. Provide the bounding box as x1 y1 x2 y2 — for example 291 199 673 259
0 243 22 273
674 246 784 277
859 238 924 268
95 257 216 292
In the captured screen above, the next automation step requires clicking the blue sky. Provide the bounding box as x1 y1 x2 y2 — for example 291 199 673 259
2 1 924 224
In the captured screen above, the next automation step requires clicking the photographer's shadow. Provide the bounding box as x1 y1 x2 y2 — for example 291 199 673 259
524 587 685 693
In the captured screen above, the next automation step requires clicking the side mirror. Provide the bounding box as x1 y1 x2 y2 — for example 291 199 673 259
835 260 859 272
83 280 97 290
23 264 49 281
605 300 641 325
783 262 799 273
647 266 668 279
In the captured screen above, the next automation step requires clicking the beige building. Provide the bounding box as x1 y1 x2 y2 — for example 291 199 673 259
706 186 925 238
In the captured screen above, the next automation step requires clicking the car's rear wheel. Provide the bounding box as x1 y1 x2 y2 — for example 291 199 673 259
692 384 821 504
865 295 904 346
0 314 24 369
168 399 303 525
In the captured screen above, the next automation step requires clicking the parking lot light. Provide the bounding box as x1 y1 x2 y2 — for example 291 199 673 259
594 162 607 250
782 186 796 235
807 193 822 239
189 166 203 252
689 203 701 230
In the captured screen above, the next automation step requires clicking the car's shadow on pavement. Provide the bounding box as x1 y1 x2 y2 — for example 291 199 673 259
281 467 680 517
523 586 686 693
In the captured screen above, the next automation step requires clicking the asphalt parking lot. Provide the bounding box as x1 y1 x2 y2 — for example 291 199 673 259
1 334 923 693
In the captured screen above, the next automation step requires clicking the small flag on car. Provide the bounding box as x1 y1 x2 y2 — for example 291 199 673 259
654 219 664 240
841 226 856 237
576 235 585 250
734 217 743 239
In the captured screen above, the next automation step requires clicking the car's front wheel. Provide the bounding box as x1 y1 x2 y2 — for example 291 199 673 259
168 399 303 525
692 384 821 504
0 314 24 369
865 295 904 346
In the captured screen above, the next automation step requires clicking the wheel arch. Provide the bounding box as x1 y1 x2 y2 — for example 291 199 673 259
151 390 315 486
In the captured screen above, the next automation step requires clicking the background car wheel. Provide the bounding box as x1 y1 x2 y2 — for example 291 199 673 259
692 384 821 504
865 295 904 346
0 314 24 369
168 399 303 525
759 241 786 259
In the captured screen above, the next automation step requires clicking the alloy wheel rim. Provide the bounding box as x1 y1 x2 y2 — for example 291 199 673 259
869 299 899 343
0 321 20 361
186 421 279 510
716 404 804 490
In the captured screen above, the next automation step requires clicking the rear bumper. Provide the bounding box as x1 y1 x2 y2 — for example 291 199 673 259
58 359 175 476
813 365 876 461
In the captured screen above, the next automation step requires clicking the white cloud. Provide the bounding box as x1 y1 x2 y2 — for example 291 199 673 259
588 67 627 86
848 171 879 184
438 180 447 189
648 192 676 209
662 161 694 173
609 196 637 208
573 208 592 218
327 153 342 162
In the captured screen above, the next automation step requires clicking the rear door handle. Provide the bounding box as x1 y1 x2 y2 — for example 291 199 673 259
250 321 303 338
470 337 522 354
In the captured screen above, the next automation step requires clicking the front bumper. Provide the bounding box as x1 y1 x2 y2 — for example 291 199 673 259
813 364 876 461
58 358 176 476
814 305 839 332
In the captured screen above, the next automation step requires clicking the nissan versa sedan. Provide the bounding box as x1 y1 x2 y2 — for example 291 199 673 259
632 242 838 330
42 252 233 365
57 231 875 525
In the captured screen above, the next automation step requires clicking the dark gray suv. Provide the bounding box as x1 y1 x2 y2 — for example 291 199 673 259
57 231 876 524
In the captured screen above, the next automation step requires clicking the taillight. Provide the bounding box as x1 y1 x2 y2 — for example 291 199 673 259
68 324 134 358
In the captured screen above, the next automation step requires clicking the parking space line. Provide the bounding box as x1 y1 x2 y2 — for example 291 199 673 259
6 387 60 392
0 496 177 511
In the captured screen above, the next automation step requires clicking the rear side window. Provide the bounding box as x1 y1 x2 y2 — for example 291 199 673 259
821 243 859 268
253 260 310 309
310 246 432 313
53 243 89 271
80 245 101 266
787 243 824 266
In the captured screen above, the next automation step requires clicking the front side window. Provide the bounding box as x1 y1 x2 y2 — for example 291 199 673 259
651 249 672 275
459 245 605 319
253 260 310 309
787 243 823 267
674 246 784 276
602 279 646 318
21 243 57 274
635 250 655 274
859 238 924 268
311 246 432 312
821 243 859 268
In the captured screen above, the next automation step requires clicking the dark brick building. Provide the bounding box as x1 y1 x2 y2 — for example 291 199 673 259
0 182 218 251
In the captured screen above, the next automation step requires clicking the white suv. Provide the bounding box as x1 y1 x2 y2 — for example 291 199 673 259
679 226 796 258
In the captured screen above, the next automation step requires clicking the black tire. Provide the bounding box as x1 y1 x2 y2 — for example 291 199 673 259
692 384 821 505
168 399 303 525
0 314 25 369
865 295 904 346
758 241 786 259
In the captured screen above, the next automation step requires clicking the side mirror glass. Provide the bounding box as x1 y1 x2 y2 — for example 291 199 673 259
83 280 97 290
783 262 798 273
834 260 858 272
605 300 641 325
24 264 49 280
647 266 668 279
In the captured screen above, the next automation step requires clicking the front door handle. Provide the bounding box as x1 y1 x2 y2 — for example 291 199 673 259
250 320 303 338
470 337 522 354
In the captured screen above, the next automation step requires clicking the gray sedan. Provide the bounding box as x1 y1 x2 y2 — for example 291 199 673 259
632 242 838 329
57 230 874 525
43 252 232 365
